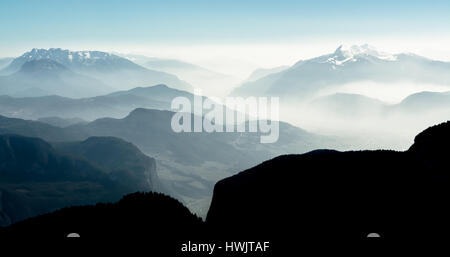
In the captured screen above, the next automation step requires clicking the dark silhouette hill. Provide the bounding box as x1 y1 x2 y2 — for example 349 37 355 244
0 192 203 253
408 120 450 172
206 121 450 249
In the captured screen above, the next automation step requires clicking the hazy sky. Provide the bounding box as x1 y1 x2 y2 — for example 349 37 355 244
1 0 450 77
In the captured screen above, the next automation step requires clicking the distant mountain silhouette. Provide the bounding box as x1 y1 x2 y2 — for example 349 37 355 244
244 65 289 82
117 53 239 96
395 91 450 113
0 134 160 226
206 120 450 249
142 57 238 96
0 84 193 121
309 93 388 117
37 116 87 128
0 115 87 142
303 90 450 143
310 90 450 117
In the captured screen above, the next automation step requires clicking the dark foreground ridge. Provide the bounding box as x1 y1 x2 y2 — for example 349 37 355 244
206 121 450 248
0 192 204 253
2 121 450 254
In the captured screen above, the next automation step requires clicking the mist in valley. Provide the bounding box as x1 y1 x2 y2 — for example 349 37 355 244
1 44 450 219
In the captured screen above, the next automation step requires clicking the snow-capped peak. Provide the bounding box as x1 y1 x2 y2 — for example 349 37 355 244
15 48 122 70
325 44 397 66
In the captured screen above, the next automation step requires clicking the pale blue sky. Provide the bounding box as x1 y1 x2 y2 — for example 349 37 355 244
1 0 450 70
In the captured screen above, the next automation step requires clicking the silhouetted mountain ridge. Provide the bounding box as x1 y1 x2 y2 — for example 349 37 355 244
0 192 203 252
206 120 450 247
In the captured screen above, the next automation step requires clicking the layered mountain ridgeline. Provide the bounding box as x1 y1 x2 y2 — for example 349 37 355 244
0 115 87 142
68 108 341 216
0 48 192 97
206 121 450 246
0 134 160 226
37 117 87 128
0 85 194 121
1 120 449 252
0 108 340 217
307 91 450 119
0 192 203 252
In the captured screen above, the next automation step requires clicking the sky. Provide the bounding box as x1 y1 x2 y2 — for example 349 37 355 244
1 0 450 77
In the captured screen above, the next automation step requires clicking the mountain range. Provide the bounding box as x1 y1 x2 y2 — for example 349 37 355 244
232 44 450 99
0 48 192 97
0 84 191 121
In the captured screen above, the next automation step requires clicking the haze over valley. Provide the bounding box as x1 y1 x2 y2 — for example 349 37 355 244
2 0 450 249
1 44 450 217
